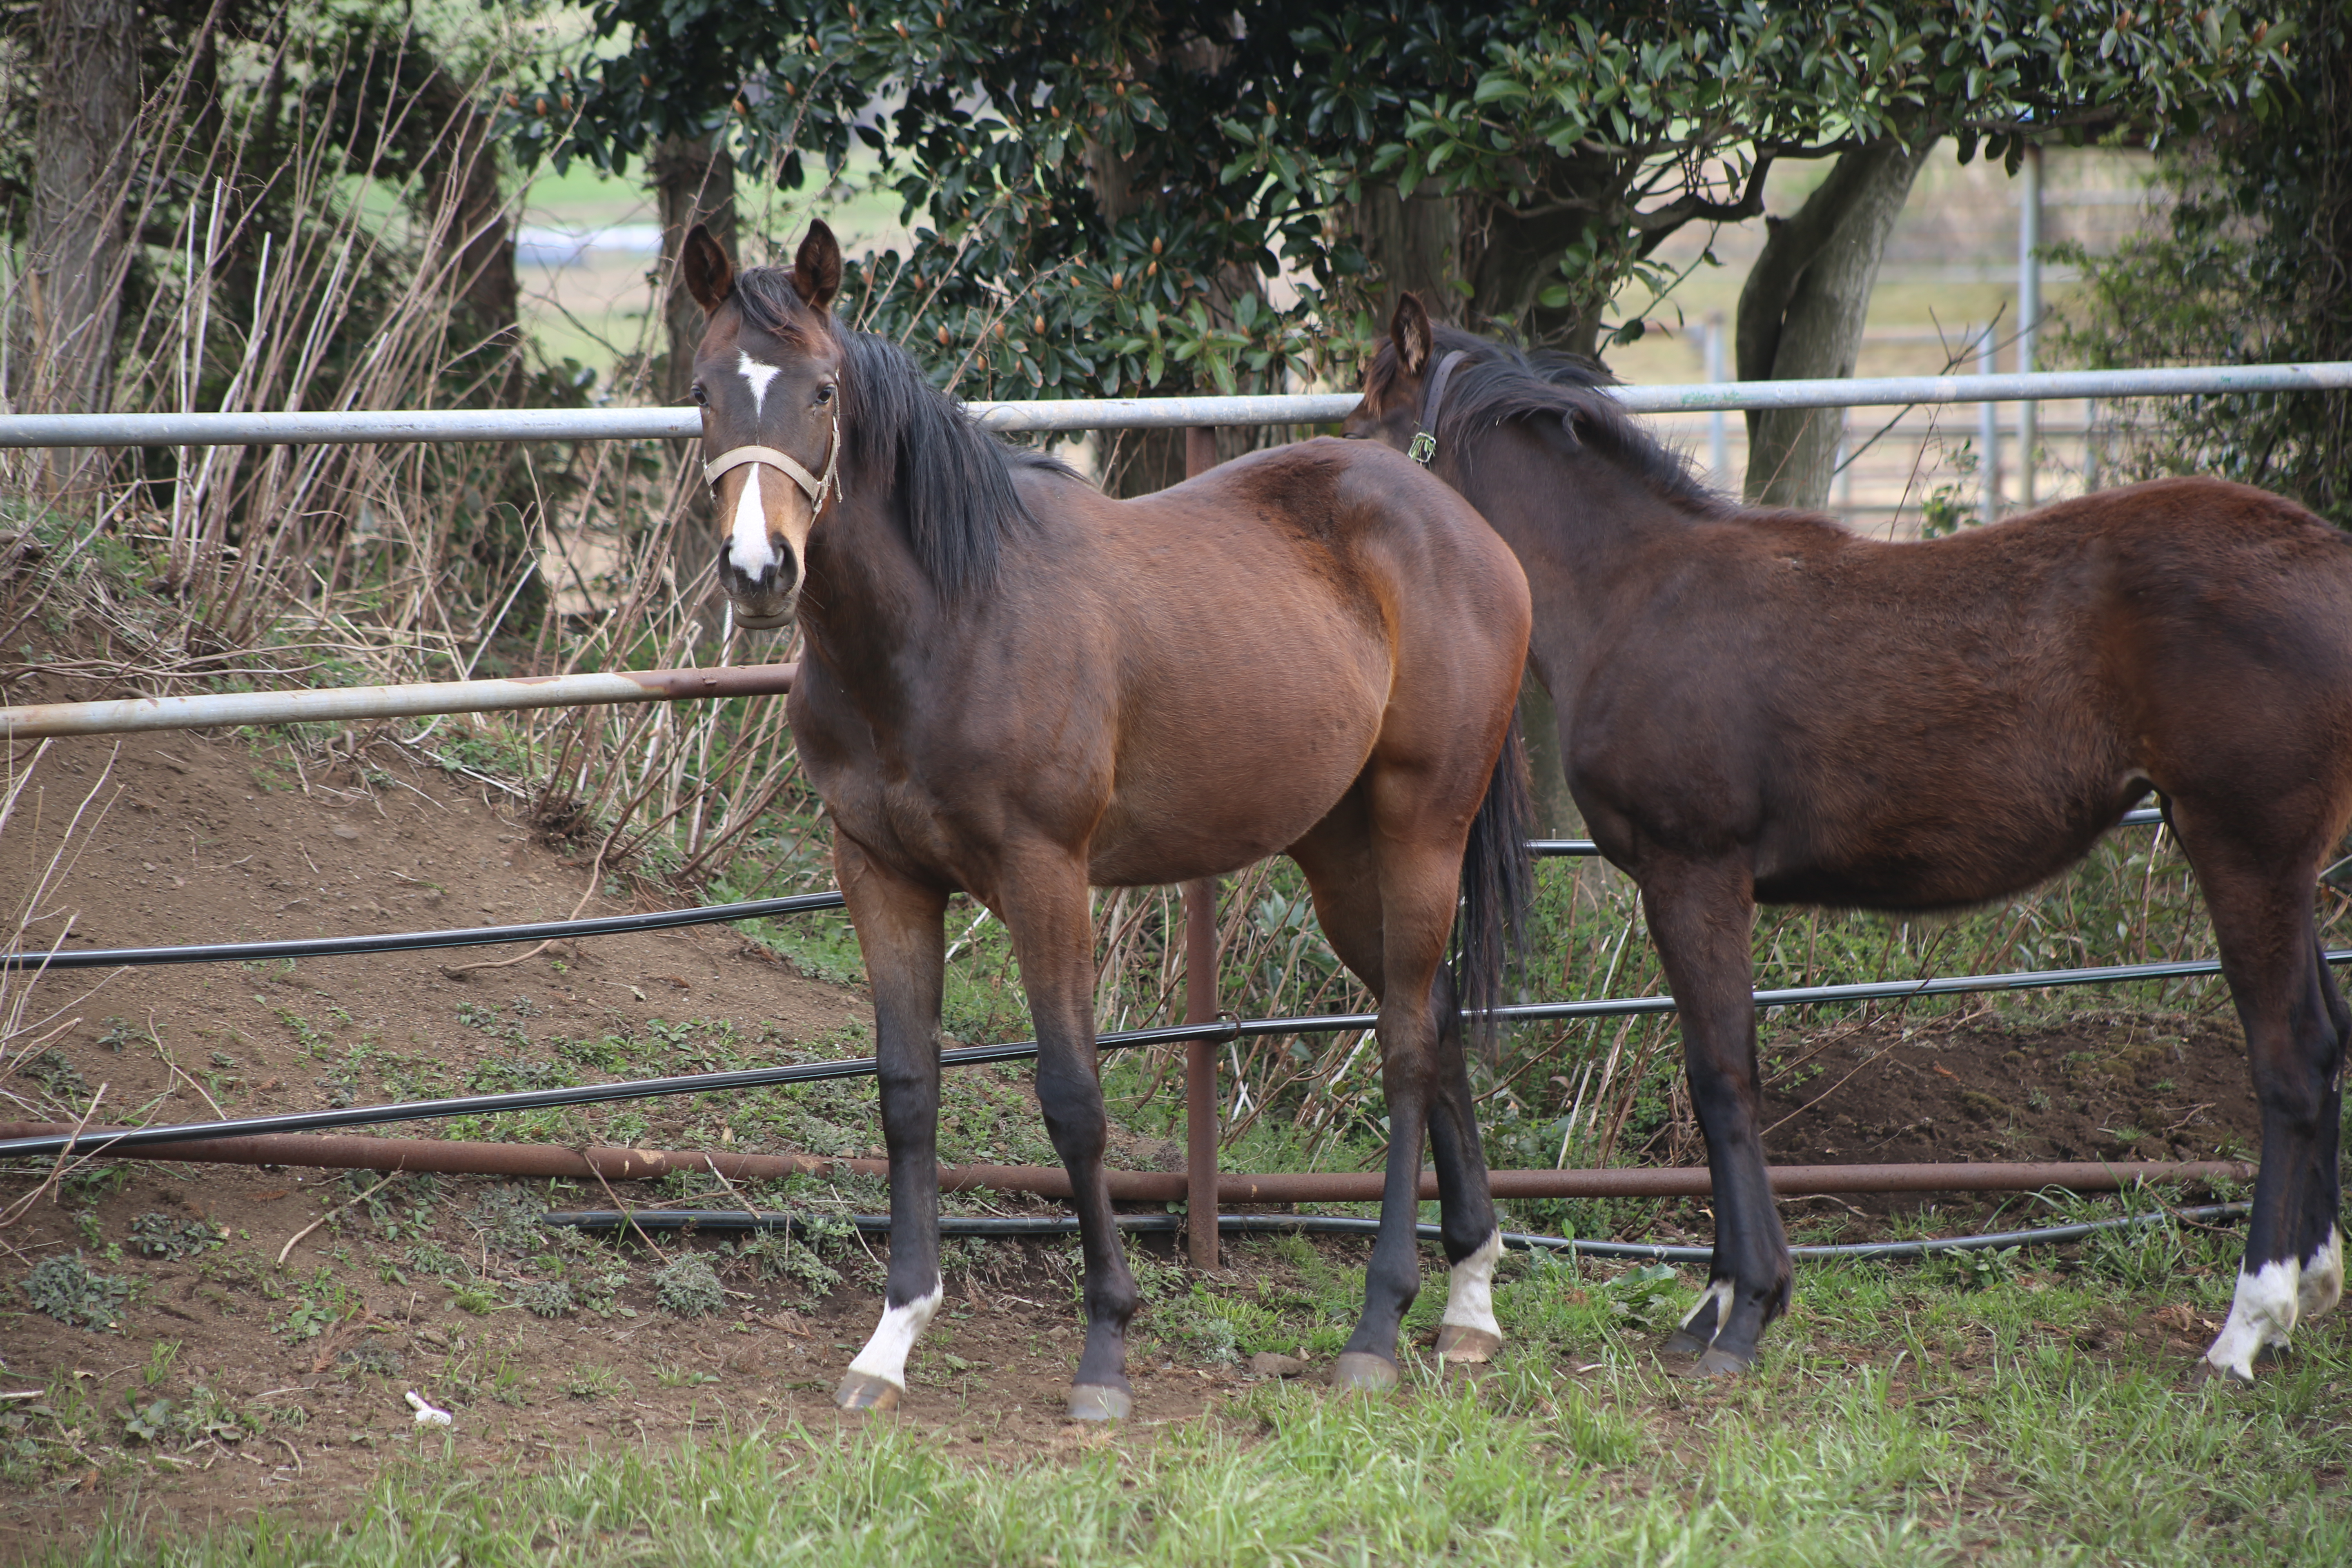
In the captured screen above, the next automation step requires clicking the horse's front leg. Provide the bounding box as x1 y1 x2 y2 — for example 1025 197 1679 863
832 836 951 1412
995 851 1140 1419
1644 862 1790 1376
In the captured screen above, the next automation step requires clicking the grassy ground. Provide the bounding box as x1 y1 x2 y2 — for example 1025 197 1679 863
42 1211 2350 1567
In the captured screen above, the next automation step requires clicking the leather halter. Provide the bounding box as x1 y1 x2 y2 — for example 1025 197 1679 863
1406 350 1471 466
703 410 842 514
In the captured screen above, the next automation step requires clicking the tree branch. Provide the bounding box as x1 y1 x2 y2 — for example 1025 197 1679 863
1627 151 1776 234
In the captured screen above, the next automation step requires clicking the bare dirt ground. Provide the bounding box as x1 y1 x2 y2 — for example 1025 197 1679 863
1759 1007 2260 1172
0 718 2276 1558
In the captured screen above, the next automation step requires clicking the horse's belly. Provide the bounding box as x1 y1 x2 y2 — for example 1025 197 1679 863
1086 681 1385 886
1752 810 2130 913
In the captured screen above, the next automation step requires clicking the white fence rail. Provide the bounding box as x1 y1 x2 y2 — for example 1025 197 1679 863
4 357 2345 742
0 363 2344 447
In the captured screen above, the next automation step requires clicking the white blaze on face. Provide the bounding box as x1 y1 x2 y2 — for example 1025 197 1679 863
847 1278 944 1391
2301 1227 2345 1320
727 464 776 581
736 350 782 416
2205 1257 2303 1379
1440 1229 1505 1338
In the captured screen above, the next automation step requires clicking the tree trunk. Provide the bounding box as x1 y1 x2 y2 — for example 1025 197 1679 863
438 101 521 408
1460 190 1605 354
25 0 139 492
652 135 737 621
1517 667 1579 838
1349 184 1461 323
1736 139 1933 509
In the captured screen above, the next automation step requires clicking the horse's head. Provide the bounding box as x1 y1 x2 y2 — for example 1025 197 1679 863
1344 292 1444 458
682 220 847 631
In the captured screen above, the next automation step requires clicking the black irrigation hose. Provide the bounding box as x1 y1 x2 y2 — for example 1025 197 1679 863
541 1200 2250 1263
5 812 2170 973
4 952 2342 1162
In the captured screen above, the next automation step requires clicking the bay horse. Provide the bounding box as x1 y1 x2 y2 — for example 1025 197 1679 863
680 224 1534 1418
1353 293 2352 1383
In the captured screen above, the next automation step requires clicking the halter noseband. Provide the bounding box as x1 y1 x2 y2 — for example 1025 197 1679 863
703 410 843 514
1406 349 1471 466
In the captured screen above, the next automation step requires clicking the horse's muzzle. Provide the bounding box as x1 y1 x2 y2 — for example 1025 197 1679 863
722 551 801 632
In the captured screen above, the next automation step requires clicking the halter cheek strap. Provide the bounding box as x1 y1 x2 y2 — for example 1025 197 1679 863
1406 350 1471 467
704 410 843 513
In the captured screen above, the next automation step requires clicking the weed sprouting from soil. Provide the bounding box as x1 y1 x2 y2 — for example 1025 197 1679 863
128 1213 224 1261
464 1186 543 1255
734 1231 842 1294
652 1252 726 1318
23 1252 132 1330
515 1280 576 1319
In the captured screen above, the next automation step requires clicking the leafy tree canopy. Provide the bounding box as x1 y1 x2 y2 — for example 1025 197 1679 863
516 2 2293 396
2058 0 2350 525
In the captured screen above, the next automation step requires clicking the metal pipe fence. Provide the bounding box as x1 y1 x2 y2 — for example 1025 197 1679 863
2 363 2333 1227
2 813 2168 972
0 363 2341 448
4 945 2332 1163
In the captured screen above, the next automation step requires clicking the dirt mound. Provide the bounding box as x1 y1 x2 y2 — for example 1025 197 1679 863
1760 1007 2258 1169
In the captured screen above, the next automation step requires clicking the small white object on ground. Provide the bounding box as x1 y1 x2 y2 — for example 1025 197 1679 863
404 1390 454 1427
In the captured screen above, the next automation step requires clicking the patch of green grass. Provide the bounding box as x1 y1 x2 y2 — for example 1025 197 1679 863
49 1275 2352 1568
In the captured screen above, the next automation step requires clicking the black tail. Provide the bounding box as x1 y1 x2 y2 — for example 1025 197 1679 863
1454 715 1536 1052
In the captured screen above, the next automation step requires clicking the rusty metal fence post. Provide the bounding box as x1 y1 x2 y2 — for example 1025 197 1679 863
1182 424 1223 1268
1183 879 1220 1268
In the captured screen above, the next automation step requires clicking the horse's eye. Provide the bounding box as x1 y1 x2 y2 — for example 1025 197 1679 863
691 384 708 406
814 384 835 406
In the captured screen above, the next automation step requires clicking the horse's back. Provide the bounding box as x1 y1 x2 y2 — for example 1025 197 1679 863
1577 475 2352 907
1018 439 1527 883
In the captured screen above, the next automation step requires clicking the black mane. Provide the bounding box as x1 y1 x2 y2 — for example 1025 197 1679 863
730 266 1072 596
1372 325 1735 519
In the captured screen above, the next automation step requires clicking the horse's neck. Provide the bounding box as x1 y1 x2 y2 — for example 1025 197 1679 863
1452 432 1695 648
797 496 939 707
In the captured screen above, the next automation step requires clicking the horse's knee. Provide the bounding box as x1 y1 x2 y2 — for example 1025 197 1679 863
1363 1245 1421 1314
1033 1060 1106 1147
1085 1266 1140 1330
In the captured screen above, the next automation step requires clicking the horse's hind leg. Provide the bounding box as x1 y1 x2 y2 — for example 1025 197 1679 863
2178 828 2347 1381
1292 798 1501 1383
2300 933 2347 1325
1423 967 1508 1363
832 838 951 1412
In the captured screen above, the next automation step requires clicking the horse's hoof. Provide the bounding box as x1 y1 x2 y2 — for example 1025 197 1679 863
1671 1347 1752 1380
1066 1383 1132 1422
1657 1329 1711 1361
835 1371 904 1412
1436 1325 1503 1364
2189 1356 2257 1388
1330 1352 1401 1393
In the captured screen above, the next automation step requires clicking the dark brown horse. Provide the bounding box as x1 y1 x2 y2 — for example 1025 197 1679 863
681 225 1534 1418
1353 293 2352 1382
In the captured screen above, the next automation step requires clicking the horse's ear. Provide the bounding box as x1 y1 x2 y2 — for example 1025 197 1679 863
1390 292 1434 376
682 224 733 315
794 220 843 313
